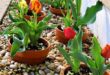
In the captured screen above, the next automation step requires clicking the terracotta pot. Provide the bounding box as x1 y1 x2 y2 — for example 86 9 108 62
60 63 110 75
8 38 51 65
49 6 67 16
60 62 87 75
104 70 110 75
55 26 68 44
24 11 46 22
26 0 30 5
82 27 91 42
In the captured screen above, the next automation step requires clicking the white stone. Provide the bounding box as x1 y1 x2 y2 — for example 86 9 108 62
23 72 28 75
39 70 45 75
1 59 7 64
9 64 17 69
0 50 6 55
47 32 52 37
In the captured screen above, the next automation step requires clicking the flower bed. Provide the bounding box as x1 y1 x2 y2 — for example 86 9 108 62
0 0 110 75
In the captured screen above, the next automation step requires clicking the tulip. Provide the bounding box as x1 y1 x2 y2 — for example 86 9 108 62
64 27 76 40
101 44 110 59
30 0 42 14
19 0 28 9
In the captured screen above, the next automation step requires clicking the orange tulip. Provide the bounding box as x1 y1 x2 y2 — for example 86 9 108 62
30 0 42 14
101 44 110 59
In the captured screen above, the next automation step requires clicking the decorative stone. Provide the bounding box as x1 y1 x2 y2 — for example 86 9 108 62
23 72 28 75
1 59 7 64
39 70 45 75
9 64 17 69
0 50 6 55
44 68 50 73
47 63 55 70
56 57 64 62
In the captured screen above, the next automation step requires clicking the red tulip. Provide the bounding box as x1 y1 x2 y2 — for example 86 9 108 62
30 0 42 14
101 44 110 59
64 27 76 40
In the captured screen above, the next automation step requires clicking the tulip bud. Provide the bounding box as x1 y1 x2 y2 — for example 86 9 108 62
101 44 110 59
30 0 42 14
19 0 28 9
64 27 76 40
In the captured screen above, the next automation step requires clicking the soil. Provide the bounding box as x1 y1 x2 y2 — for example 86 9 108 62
27 10 41 17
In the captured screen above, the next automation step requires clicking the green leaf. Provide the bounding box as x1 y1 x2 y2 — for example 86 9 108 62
42 12 51 22
58 46 74 70
76 1 103 26
90 37 105 75
75 0 82 17
23 33 29 48
68 0 77 19
11 37 21 57
70 27 82 52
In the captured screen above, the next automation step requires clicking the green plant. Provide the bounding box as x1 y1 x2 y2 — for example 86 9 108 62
2 0 52 57
40 0 69 9
58 27 110 75
67 0 103 30
58 27 82 73
75 37 110 75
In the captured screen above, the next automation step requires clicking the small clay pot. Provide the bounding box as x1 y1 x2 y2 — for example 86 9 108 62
104 70 110 75
82 27 91 42
26 0 30 5
24 11 46 22
60 62 87 75
8 38 51 65
60 62 110 75
49 6 67 16
55 25 68 44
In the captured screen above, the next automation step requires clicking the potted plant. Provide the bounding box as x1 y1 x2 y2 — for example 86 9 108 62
40 0 69 16
58 27 110 75
2 0 52 65
55 0 103 44
17 0 46 22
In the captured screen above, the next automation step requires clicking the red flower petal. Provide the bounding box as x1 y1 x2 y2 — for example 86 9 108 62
64 27 76 40
29 0 42 14
101 44 110 59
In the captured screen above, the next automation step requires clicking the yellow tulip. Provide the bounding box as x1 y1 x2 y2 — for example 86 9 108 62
19 0 28 9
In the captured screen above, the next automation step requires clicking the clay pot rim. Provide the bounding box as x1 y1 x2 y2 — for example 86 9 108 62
60 62 87 75
25 11 46 18
49 5 66 11
56 25 64 32
60 62 110 75
8 38 51 52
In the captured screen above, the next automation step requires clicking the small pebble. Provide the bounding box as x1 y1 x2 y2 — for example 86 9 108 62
39 70 45 75
10 64 17 69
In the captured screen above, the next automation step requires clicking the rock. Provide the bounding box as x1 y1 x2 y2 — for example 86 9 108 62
47 32 52 37
0 50 6 55
1 59 7 64
10 61 15 64
56 57 64 62
54 73 59 75
3 52 10 59
29 72 35 75
55 65 61 73
40 65 46 70
46 73 51 75
44 68 50 73
45 61 50 65
10 64 17 69
23 72 28 75
20 64 26 68
39 70 45 75
47 63 55 70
